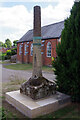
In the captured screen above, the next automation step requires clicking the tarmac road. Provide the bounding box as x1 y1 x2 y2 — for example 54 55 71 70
1 64 56 83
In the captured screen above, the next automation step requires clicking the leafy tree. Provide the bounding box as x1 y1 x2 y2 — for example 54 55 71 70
52 1 80 102
4 43 7 48
5 39 12 48
0 42 7 48
0 41 4 47
6 50 12 59
11 48 17 55
13 40 18 46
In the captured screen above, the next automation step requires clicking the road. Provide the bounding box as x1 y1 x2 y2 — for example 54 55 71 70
1 64 56 83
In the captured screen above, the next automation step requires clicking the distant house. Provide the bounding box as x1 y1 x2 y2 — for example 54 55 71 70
17 21 64 66
0 47 7 53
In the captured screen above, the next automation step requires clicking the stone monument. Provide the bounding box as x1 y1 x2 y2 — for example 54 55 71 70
6 6 71 118
20 6 56 100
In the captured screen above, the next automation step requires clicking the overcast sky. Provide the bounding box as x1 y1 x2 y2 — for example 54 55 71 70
0 0 75 44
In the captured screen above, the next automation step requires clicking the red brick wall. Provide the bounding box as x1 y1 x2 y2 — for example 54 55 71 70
17 43 22 63
43 39 57 66
0 47 7 53
23 42 29 63
17 38 58 65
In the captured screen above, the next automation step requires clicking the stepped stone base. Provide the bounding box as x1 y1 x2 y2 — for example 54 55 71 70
6 90 71 118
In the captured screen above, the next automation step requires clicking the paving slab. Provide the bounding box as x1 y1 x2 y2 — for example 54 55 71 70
6 90 71 118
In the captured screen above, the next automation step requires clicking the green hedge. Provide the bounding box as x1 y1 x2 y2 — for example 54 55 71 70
0 53 6 60
52 2 80 102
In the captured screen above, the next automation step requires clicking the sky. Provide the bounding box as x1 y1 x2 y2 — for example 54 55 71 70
0 0 75 44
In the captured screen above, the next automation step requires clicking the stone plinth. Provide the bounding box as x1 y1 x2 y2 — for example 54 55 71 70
20 77 56 100
6 90 71 118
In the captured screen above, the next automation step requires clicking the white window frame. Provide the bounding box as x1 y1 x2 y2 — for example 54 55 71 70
30 43 33 56
58 38 61 42
24 44 26 55
47 42 51 57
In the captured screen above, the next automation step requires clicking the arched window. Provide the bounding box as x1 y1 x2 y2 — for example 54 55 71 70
24 44 26 55
47 42 51 57
19 44 22 55
31 43 33 56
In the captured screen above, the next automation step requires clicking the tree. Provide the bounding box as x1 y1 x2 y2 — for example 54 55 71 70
0 41 4 47
52 1 80 102
0 41 7 48
13 40 18 46
4 43 7 48
5 39 12 48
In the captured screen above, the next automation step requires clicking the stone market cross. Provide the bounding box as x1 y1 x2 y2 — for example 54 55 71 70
32 6 42 78
20 6 56 100
6 6 71 118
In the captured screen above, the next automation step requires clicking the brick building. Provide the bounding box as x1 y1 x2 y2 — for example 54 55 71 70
0 47 7 53
17 21 64 66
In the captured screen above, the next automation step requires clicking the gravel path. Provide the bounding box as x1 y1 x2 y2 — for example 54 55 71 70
1 64 56 83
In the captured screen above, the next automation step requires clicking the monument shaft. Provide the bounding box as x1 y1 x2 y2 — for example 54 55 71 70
32 6 42 78
20 5 56 100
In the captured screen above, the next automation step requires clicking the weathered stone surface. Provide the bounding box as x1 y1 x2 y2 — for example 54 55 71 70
20 77 56 100
33 6 41 37
20 6 57 100
32 6 42 78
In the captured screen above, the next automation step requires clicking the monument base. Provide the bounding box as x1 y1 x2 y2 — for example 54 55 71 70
6 90 71 118
20 77 56 100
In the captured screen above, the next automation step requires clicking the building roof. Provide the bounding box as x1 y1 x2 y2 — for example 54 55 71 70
17 21 64 43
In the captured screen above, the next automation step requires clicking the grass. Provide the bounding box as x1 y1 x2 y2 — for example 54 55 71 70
1 63 80 119
8 75 26 85
0 60 10 64
3 63 53 72
1 78 80 119
2 75 26 95
38 103 80 119
1 76 29 119
3 63 32 70
1 100 80 119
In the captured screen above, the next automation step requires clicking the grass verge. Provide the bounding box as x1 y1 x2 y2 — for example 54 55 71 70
3 63 53 72
1 66 80 119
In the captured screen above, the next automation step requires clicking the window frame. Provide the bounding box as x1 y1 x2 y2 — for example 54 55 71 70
30 43 33 56
24 44 27 55
47 42 51 57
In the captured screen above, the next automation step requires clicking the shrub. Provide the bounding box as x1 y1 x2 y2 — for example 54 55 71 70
0 48 17 60
6 50 12 59
11 48 17 55
0 53 6 60
52 2 80 102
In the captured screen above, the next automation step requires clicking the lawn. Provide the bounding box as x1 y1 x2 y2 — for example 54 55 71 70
3 63 53 72
1 79 80 119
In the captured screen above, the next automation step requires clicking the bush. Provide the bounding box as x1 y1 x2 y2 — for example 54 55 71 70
5 48 17 60
11 48 17 55
6 50 12 59
0 48 17 61
0 52 6 60
52 2 80 102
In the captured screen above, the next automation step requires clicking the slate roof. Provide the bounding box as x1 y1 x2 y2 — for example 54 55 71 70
17 21 64 43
